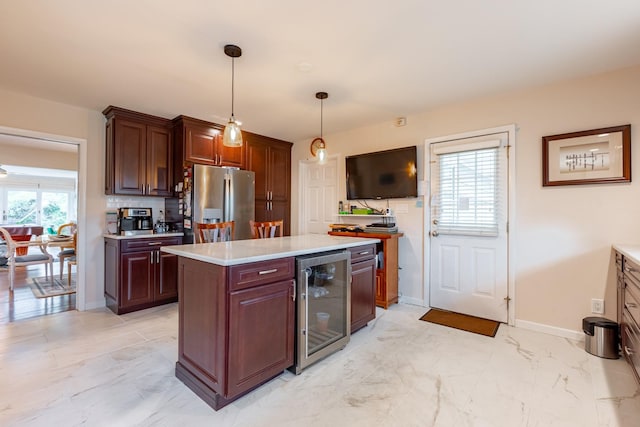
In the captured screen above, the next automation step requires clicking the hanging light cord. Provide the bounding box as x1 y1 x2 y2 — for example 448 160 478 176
230 57 235 118
320 97 323 138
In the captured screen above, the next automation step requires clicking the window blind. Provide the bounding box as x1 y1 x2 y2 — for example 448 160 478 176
432 147 500 237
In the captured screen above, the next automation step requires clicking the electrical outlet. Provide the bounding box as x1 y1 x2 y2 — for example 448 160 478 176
591 298 604 314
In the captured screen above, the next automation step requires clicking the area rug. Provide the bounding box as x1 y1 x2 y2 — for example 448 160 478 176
29 275 76 298
419 308 500 337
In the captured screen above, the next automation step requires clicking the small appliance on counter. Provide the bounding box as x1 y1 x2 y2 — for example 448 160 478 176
117 207 153 236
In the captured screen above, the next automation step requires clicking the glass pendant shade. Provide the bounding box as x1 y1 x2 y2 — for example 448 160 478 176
223 116 243 147
316 146 327 164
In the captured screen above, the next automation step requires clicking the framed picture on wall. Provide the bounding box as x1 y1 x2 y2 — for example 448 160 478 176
542 124 631 186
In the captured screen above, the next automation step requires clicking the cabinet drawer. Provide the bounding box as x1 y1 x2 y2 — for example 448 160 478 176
229 257 294 291
622 311 640 382
348 245 376 263
120 237 182 252
625 282 640 327
624 257 640 287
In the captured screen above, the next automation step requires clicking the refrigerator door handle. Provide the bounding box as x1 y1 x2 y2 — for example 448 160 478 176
224 173 232 222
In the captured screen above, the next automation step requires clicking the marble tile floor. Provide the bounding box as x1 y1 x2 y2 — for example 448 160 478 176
0 303 638 427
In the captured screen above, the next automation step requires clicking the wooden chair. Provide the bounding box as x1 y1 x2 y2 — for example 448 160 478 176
196 221 235 243
0 226 54 291
56 222 77 279
250 220 283 239
66 232 77 287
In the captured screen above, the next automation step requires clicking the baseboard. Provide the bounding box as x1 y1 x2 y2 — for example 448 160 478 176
83 299 106 311
515 319 584 341
398 296 424 307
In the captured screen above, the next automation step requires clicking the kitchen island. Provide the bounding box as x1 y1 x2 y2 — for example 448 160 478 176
161 234 378 410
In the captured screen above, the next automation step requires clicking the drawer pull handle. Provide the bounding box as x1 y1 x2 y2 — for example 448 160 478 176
625 266 637 273
258 269 278 275
626 302 638 308
148 242 163 246
625 346 635 356
358 251 369 255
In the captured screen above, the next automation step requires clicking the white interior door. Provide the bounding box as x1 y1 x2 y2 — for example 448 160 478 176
300 157 338 234
429 132 509 322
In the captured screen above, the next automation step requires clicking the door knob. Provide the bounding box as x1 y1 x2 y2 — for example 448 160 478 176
431 231 439 237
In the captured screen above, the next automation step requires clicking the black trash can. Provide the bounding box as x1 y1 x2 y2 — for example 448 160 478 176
582 317 619 359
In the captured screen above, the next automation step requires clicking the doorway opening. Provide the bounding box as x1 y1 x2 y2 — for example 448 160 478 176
0 127 86 323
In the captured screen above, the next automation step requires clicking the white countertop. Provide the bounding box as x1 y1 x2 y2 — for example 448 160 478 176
613 244 640 265
161 234 380 266
103 232 184 240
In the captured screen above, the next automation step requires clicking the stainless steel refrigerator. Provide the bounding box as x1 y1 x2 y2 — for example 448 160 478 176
185 165 255 242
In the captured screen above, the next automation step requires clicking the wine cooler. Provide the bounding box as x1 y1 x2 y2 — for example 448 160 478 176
291 250 351 374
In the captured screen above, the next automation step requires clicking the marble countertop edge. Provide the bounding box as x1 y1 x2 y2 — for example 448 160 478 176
161 234 380 266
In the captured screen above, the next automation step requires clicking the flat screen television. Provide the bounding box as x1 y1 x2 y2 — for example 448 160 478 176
346 146 417 200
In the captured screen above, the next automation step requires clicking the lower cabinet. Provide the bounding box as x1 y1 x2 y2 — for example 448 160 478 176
104 236 182 314
619 250 640 385
349 244 377 333
175 256 295 410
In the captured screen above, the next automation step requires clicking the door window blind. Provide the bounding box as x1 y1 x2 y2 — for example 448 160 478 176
432 147 500 236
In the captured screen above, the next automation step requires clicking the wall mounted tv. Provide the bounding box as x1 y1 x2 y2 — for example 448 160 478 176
346 146 418 200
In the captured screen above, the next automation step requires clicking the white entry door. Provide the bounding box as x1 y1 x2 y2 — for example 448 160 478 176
300 157 338 234
429 132 509 322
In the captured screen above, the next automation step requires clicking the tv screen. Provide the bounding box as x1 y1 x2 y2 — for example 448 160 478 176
346 146 418 200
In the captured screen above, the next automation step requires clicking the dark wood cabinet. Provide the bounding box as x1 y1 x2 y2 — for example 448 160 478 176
618 250 640 385
329 231 403 309
348 245 377 333
103 106 173 197
104 236 182 314
245 133 292 235
175 256 295 410
172 116 244 175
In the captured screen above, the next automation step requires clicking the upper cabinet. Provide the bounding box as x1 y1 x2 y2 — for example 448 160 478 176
104 106 174 197
172 115 245 171
244 132 293 236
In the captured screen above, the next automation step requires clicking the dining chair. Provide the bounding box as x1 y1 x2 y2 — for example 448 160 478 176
56 222 77 280
0 226 54 291
196 221 235 243
250 220 283 239
66 232 77 287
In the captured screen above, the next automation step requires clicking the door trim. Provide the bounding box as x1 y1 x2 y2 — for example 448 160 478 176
0 125 87 311
424 124 516 326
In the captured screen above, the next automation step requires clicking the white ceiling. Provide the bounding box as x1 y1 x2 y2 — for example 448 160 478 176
1 1 639 143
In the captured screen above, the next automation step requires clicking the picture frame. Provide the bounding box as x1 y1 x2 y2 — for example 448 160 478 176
542 124 631 186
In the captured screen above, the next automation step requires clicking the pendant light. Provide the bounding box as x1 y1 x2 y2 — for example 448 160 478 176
222 44 243 147
310 91 328 163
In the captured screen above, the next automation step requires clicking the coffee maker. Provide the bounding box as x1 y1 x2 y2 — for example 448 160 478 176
117 208 153 236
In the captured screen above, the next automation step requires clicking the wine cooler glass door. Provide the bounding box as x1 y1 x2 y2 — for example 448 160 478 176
293 250 351 373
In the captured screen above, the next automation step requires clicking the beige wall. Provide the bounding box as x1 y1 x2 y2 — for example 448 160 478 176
0 88 106 309
292 65 640 334
1 143 78 170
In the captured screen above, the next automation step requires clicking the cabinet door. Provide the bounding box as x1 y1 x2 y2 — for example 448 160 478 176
245 139 269 200
185 126 219 165
268 144 290 202
114 119 146 195
351 258 376 333
156 250 178 300
218 142 244 168
146 125 173 196
227 279 294 398
121 251 154 308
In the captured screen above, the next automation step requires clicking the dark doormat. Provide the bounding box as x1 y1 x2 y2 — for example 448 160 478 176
419 308 500 337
